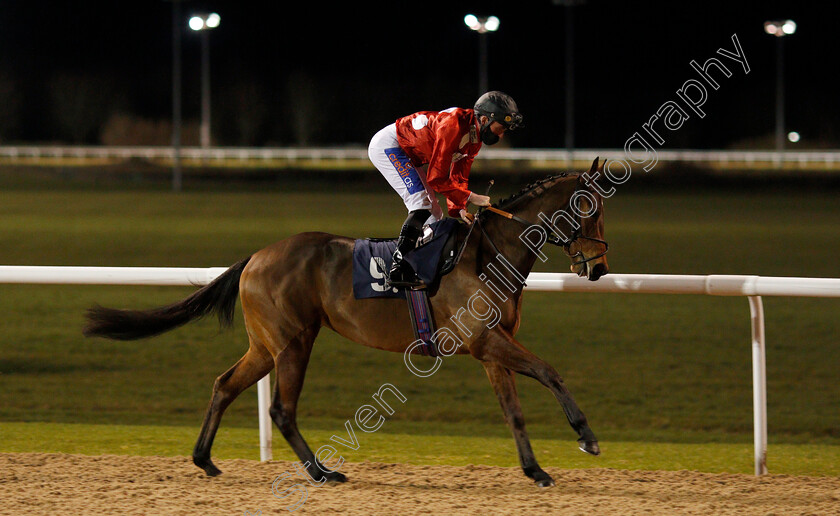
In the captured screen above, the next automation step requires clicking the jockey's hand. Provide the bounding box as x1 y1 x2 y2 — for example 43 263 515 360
468 192 491 207
459 209 475 225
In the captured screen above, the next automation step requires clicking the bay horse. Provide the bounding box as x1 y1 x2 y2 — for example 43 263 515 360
84 158 610 487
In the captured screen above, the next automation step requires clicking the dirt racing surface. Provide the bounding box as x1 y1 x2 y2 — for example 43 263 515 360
1 453 839 515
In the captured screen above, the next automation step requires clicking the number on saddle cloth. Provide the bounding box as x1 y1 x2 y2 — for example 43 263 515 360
352 218 460 300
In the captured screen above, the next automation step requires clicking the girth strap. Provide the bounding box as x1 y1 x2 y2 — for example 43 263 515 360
406 289 438 357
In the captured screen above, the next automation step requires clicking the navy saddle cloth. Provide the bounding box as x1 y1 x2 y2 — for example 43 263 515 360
353 218 459 299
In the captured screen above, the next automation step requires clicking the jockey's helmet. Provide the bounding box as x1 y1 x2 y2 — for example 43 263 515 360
474 91 524 130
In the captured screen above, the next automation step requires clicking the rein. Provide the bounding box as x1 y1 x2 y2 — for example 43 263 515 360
475 189 609 268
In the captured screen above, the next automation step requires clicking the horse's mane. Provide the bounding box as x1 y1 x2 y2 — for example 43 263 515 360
495 172 579 210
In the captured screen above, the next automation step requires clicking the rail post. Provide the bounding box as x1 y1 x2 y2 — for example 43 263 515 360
748 295 768 475
258 373 273 462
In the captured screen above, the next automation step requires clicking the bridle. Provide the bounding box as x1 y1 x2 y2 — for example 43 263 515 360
474 182 609 267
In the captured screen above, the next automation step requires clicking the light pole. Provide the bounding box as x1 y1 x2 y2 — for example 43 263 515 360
464 14 499 95
189 12 220 149
554 0 583 171
171 0 183 192
564 5 574 157
764 19 795 154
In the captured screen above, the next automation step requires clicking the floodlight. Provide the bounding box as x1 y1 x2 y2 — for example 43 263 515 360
464 14 500 93
764 19 796 37
187 13 222 148
764 19 796 153
464 14 498 33
464 14 480 31
189 16 205 31
782 20 796 34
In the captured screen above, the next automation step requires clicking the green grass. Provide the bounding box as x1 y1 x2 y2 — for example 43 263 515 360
2 421 839 476
1 184 839 475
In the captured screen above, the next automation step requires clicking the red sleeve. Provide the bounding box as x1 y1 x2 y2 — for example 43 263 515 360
425 117 472 215
445 156 474 217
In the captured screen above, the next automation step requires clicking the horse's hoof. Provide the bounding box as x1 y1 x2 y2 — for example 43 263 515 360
324 471 348 484
193 456 222 477
524 466 554 487
535 476 555 488
578 439 601 456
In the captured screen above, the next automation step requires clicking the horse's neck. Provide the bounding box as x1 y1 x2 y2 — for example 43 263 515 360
482 178 577 285
479 218 538 279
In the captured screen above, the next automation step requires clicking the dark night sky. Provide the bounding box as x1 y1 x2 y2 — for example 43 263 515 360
0 1 833 149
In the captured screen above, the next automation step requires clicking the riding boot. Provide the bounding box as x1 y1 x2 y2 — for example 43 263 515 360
387 209 430 288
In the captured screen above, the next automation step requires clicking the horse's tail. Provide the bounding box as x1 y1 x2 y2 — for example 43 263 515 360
83 257 251 341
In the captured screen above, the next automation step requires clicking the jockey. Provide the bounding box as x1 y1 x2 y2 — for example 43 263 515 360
368 91 523 288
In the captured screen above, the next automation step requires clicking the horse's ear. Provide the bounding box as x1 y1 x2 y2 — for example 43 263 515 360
589 157 599 173
599 159 607 173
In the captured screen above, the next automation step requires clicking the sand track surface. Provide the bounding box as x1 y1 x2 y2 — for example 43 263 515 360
1 453 839 515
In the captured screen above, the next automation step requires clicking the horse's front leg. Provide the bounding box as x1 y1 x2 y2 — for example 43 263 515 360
482 361 555 487
471 327 600 456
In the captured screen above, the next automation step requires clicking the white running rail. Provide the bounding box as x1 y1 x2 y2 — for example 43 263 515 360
1 145 839 166
3 266 839 475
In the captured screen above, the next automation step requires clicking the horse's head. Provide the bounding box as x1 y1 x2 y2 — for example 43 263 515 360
564 158 609 281
491 157 609 281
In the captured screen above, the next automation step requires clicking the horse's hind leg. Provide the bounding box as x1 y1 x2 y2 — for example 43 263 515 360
192 345 273 476
269 324 347 484
472 327 600 456
483 362 555 487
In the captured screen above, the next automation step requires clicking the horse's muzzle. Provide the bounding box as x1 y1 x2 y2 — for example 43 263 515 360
589 262 608 281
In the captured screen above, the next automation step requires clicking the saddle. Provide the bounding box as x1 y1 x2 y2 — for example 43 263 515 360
352 217 460 300
352 218 462 358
